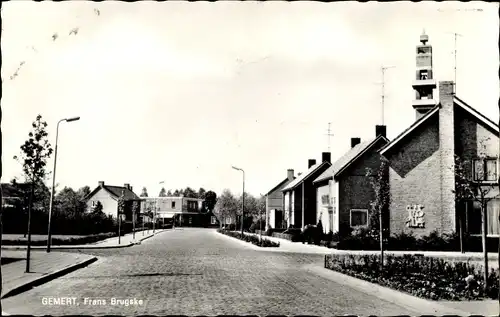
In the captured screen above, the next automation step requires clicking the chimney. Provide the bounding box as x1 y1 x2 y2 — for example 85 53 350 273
98 181 104 187
124 183 130 190
287 169 294 181
439 81 454 103
308 159 316 168
322 152 331 163
351 138 361 148
376 125 387 138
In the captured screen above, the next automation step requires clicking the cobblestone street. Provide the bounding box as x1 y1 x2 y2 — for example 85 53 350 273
3 228 422 316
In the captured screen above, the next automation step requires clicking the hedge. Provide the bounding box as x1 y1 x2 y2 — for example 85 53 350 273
325 253 499 300
2 232 116 246
217 229 280 247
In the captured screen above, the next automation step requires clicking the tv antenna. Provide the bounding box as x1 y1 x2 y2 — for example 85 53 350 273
446 32 463 94
374 66 396 125
325 122 334 151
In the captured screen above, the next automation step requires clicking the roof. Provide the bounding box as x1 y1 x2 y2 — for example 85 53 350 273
379 105 440 156
266 178 294 196
84 184 140 201
380 97 499 156
314 135 389 183
1 183 25 198
282 161 330 191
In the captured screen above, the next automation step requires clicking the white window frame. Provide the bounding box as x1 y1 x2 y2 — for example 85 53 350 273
171 201 176 209
350 209 369 228
211 216 216 225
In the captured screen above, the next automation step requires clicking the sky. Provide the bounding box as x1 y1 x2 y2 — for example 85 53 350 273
1 1 499 197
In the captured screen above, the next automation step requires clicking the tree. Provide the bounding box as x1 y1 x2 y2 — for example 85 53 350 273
173 189 180 197
366 160 391 269
198 188 206 199
76 186 91 200
55 186 83 216
93 201 103 214
159 187 167 197
183 187 197 198
140 187 148 197
452 137 498 291
204 190 217 213
166 190 173 196
214 189 238 228
13 114 54 272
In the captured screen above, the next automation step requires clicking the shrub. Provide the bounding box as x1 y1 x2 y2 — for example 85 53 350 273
217 229 280 247
325 253 499 301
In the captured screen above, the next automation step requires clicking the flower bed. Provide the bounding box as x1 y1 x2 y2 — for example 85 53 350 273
325 253 499 301
217 229 280 247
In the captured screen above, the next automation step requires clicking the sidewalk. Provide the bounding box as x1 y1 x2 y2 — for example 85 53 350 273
1 229 169 250
0 250 97 300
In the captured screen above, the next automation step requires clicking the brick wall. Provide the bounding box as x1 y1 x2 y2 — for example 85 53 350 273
439 81 457 234
386 114 442 237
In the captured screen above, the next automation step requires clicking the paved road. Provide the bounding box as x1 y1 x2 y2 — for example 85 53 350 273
2 228 421 316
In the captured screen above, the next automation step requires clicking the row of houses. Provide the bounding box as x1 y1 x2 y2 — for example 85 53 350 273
83 181 218 227
264 32 499 239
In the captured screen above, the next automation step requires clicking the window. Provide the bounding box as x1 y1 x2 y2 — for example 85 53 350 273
92 201 96 207
473 158 498 182
171 201 176 209
420 70 429 80
211 216 217 225
350 209 368 227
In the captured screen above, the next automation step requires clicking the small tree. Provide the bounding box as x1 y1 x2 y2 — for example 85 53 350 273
452 138 498 291
13 114 53 272
140 187 148 197
214 189 238 229
159 187 167 197
93 201 104 214
366 159 391 269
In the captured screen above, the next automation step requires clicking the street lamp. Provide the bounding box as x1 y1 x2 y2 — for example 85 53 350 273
232 166 245 236
47 116 80 253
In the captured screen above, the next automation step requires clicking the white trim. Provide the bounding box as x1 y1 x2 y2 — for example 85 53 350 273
379 106 440 156
334 180 340 233
335 135 390 178
454 97 499 133
349 208 369 228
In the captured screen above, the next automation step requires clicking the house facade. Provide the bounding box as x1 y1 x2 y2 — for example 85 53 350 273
84 181 142 221
265 169 295 229
1 181 27 209
313 127 390 234
141 196 217 227
379 33 499 238
281 152 332 229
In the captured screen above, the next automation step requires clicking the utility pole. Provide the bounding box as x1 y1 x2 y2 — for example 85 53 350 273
446 32 463 94
325 122 334 152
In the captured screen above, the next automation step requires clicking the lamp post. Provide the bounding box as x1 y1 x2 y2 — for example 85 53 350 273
47 116 80 253
232 166 245 236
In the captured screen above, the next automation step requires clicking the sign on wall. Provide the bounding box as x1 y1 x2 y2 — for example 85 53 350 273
405 204 425 228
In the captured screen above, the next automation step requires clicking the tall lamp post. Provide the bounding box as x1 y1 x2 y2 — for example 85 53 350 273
47 116 80 253
232 166 245 236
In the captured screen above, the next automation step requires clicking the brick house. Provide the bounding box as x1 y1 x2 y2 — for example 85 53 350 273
264 169 295 229
84 181 142 221
313 126 390 234
1 181 28 208
281 153 332 229
379 32 499 238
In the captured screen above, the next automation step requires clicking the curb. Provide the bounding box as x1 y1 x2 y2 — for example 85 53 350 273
304 263 469 316
1 256 98 300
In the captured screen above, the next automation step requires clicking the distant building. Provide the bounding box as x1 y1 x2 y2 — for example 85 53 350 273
281 153 332 229
1 181 27 208
265 169 295 229
379 32 499 238
84 181 142 220
141 196 218 227
313 126 389 234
